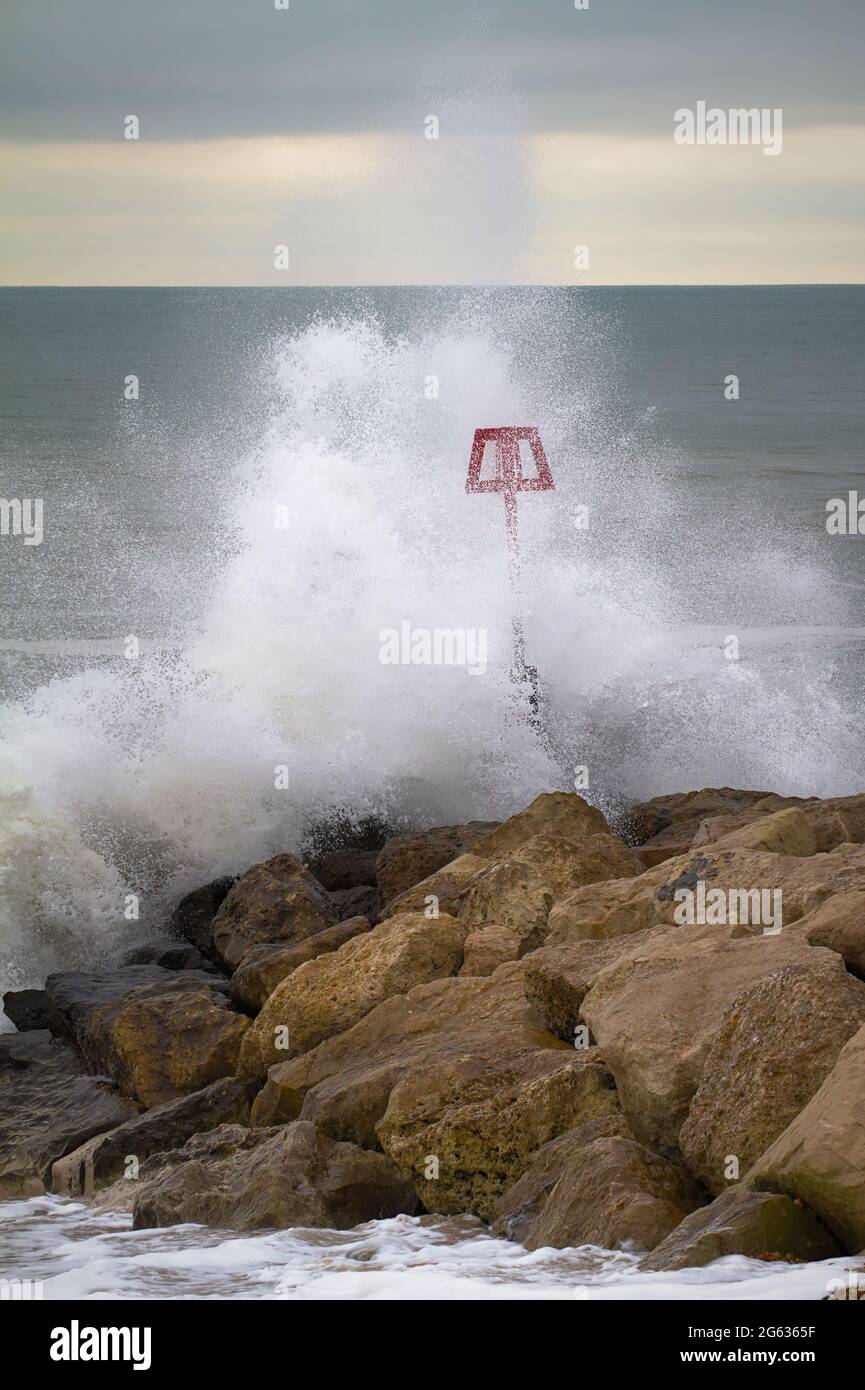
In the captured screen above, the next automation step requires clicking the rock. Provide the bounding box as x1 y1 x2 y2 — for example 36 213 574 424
641 1187 841 1271
580 928 833 1153
456 832 643 949
693 795 865 857
459 926 521 976
525 1136 702 1253
254 962 620 1222
230 916 373 1013
210 854 338 971
523 928 668 1043
621 788 772 853
698 807 818 858
679 955 865 1194
238 911 467 1077
375 821 499 908
490 1111 633 1243
311 848 381 892
45 967 249 1109
51 1077 253 1198
2 989 50 1031
0 1031 137 1197
132 1120 420 1232
120 938 215 972
169 875 237 963
748 1021 865 1250
800 889 865 976
330 884 382 922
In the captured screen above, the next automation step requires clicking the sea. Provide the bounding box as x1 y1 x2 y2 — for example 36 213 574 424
1 285 863 1299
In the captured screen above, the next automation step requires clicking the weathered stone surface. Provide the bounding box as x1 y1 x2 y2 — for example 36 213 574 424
132 1120 420 1232
210 854 338 971
459 926 521 976
580 928 832 1153
523 927 669 1043
621 788 771 851
748 1022 865 1250
800 889 865 975
120 938 215 972
692 794 865 857
698 807 818 858
375 821 498 907
641 1187 841 1271
456 832 643 949
230 916 372 1014
238 911 467 1078
2 988 50 1032
168 875 236 963
680 955 865 1194
311 847 380 893
526 1136 702 1253
46 967 249 1109
491 1111 633 1243
330 884 381 923
51 1077 253 1198
253 961 619 1221
388 795 611 917
0 1031 137 1197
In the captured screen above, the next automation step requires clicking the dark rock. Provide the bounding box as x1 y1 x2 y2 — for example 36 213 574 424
0 1030 138 1196
330 884 382 922
120 938 216 972
375 821 500 908
168 876 237 963
641 1187 841 1271
2 988 50 1032
311 849 381 893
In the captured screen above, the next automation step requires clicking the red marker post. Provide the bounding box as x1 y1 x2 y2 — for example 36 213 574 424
466 427 554 725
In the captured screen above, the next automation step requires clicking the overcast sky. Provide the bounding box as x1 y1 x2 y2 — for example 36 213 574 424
2 0 864 283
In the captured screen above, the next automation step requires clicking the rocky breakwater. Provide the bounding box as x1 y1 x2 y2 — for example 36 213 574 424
3 788 865 1272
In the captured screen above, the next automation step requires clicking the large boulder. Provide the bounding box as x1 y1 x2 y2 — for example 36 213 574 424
132 1120 419 1232
2 989 50 1032
490 1111 633 1244
0 1031 137 1197
580 927 834 1153
330 885 382 923
51 1077 253 1198
748 1021 865 1250
375 821 498 908
168 875 236 963
621 788 772 864
525 1136 702 1253
230 916 372 1013
641 1186 841 1271
459 926 521 977
800 889 865 975
237 911 467 1078
679 955 865 1194
523 926 670 1043
210 854 338 971
311 847 380 893
456 831 643 949
253 961 620 1221
120 938 215 972
45 967 250 1109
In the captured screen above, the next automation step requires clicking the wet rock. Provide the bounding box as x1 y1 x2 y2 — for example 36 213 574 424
210 854 338 970
679 955 865 1193
641 1187 840 1271
330 884 382 922
376 820 499 908
2 988 50 1032
169 875 237 963
525 1136 702 1253
230 916 372 1013
51 1077 253 1198
45 966 249 1109
132 1120 420 1232
0 1031 137 1197
311 847 381 892
238 910 467 1077
748 1021 865 1250
621 788 772 855
120 938 215 972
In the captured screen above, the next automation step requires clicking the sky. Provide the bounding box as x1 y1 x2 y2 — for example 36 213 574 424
1 0 864 285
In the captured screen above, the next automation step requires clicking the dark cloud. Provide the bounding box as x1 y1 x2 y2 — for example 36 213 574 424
1 0 864 142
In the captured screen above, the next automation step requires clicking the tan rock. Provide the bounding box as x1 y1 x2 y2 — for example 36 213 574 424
679 955 865 1193
748 1021 865 1250
230 916 372 1013
459 925 521 976
210 853 337 970
698 807 818 857
375 821 498 907
525 1136 701 1253
237 911 467 1079
622 788 772 849
800 889 865 975
581 928 833 1153
641 1186 840 1271
523 927 670 1043
132 1120 419 1232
